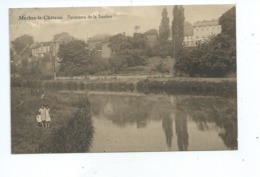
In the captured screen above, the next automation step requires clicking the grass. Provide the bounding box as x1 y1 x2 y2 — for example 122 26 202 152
11 88 94 154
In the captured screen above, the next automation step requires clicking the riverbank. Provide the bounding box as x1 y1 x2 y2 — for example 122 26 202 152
11 77 237 98
11 88 94 153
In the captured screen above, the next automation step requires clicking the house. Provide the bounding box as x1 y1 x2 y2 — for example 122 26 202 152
183 19 221 47
31 33 74 57
143 29 158 47
87 34 112 59
31 42 51 57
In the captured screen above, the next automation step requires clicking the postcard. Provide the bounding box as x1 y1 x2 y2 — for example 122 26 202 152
9 5 237 153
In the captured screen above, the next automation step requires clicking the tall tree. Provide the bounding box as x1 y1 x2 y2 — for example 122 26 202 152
219 6 236 39
172 5 185 58
159 8 170 44
12 34 34 54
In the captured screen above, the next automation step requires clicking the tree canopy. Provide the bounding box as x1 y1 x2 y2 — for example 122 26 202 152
175 6 236 77
172 5 185 58
159 8 170 44
58 40 90 76
12 34 34 54
108 33 148 72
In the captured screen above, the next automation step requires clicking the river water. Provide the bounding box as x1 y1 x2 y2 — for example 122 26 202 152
88 92 237 152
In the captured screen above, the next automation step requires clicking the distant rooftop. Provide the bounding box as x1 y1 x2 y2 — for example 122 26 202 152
54 32 74 42
31 41 52 49
88 33 111 42
143 29 158 36
194 19 219 27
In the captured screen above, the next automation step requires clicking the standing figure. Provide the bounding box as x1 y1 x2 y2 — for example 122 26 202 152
39 105 46 128
45 105 51 128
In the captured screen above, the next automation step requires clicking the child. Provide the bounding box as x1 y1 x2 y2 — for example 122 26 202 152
39 105 46 128
45 105 51 128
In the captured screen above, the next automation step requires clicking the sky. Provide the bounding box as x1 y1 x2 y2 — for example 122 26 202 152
9 5 234 42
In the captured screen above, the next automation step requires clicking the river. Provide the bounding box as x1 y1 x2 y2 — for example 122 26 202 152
88 92 237 152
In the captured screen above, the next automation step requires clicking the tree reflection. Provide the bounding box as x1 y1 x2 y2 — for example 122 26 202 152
218 117 237 149
162 117 173 149
178 97 237 150
175 108 189 151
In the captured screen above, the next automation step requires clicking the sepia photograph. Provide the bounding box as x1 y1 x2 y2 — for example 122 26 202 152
9 5 237 153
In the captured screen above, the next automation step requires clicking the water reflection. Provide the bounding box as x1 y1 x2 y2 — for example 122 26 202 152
175 109 189 151
162 117 173 149
179 97 238 149
89 92 237 151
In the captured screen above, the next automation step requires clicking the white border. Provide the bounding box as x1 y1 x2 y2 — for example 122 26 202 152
1 0 260 177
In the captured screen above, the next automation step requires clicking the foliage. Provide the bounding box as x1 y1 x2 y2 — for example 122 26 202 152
49 97 94 153
175 6 236 77
155 62 169 73
11 88 94 153
219 7 236 38
18 61 43 79
58 40 108 76
172 5 185 58
12 34 34 54
108 33 148 72
86 50 109 75
137 79 236 98
58 40 90 76
159 8 170 44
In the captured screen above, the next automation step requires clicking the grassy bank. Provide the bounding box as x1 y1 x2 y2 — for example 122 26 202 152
11 77 236 98
137 79 236 98
11 88 94 153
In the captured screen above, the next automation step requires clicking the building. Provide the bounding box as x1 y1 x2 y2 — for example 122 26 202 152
31 33 74 57
101 43 111 59
143 29 158 47
87 34 112 59
31 42 51 57
183 19 222 47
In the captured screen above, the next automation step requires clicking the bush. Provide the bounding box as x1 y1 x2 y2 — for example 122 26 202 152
35 97 94 153
137 79 236 97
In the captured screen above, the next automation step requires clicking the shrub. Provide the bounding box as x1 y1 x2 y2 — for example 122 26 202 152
35 97 94 153
137 79 236 97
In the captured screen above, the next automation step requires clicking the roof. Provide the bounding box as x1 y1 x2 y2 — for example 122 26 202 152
88 34 111 42
53 32 74 42
194 19 219 28
144 29 158 36
31 42 52 49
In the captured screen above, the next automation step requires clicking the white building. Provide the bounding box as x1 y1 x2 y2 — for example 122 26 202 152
183 19 222 47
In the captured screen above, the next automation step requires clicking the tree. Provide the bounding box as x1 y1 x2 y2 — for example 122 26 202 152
219 7 236 39
159 8 170 44
58 40 90 76
13 35 34 54
108 33 148 72
172 5 185 59
175 6 236 77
